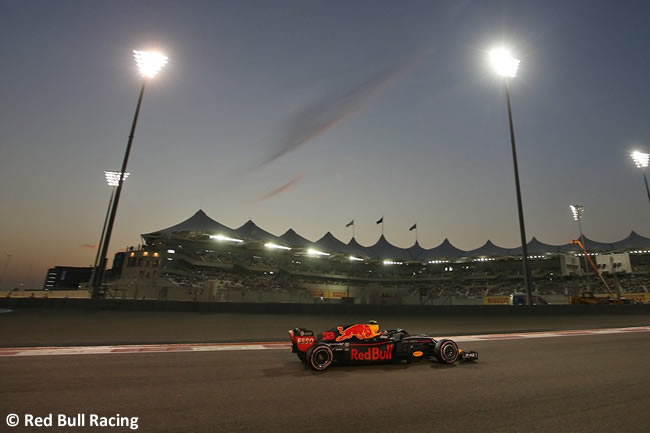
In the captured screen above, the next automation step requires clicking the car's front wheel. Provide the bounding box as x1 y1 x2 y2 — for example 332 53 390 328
307 345 333 371
434 339 459 364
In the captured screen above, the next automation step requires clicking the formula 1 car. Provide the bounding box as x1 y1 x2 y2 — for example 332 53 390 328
289 321 478 371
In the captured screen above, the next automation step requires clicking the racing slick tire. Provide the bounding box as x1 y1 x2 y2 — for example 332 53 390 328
433 339 459 364
307 345 334 371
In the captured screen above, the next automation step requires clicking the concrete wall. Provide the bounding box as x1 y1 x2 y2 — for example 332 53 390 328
0 290 90 299
2 297 650 316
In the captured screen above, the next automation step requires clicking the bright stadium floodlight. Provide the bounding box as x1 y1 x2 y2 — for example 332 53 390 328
307 248 330 257
210 234 244 243
92 49 169 299
630 151 650 207
349 256 364 262
133 50 168 78
265 242 291 251
489 47 520 78
569 204 584 221
631 151 650 168
487 44 533 304
89 170 133 291
569 204 590 285
104 171 130 187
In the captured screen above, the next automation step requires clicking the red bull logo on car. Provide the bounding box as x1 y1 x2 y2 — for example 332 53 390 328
350 344 394 361
335 324 380 342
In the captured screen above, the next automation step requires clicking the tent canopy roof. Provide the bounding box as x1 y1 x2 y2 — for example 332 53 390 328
143 209 239 237
143 210 650 259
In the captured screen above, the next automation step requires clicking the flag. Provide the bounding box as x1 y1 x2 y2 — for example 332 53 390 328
346 220 354 228
409 223 417 231
376 217 383 224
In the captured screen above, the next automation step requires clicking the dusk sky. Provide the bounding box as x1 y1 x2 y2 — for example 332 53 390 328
1 0 649 289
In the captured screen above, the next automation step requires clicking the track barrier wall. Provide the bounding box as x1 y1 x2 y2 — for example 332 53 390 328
1 297 650 316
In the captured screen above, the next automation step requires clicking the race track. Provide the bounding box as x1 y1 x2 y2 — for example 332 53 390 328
2 331 649 433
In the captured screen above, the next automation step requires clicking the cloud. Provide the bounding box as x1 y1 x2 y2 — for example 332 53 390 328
80 244 98 249
256 56 417 168
256 173 305 202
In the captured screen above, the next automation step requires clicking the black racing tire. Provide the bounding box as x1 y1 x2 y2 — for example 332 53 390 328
297 352 307 363
307 345 334 371
434 339 459 364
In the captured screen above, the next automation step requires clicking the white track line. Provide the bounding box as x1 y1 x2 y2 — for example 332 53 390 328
1 326 648 358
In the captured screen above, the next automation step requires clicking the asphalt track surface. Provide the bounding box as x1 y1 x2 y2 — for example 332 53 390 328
1 331 649 433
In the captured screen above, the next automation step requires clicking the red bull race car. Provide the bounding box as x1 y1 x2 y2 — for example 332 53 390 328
289 321 478 371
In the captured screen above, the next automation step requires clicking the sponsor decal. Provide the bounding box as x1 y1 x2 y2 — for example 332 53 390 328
602 293 650 304
462 351 478 359
296 336 315 352
483 295 512 305
336 324 380 342
321 332 336 340
350 344 393 361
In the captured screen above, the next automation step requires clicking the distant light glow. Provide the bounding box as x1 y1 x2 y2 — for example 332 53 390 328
569 204 584 221
349 256 364 262
383 260 403 265
307 248 330 257
489 47 520 78
133 50 168 78
104 171 130 187
167 249 175 254
264 242 292 251
210 234 244 243
631 151 650 168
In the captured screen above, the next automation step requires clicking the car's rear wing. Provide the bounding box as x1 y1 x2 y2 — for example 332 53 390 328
289 328 316 353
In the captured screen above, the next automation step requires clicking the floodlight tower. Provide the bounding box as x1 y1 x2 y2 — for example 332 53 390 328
89 171 130 288
91 50 168 299
630 151 650 207
488 47 534 305
569 204 590 287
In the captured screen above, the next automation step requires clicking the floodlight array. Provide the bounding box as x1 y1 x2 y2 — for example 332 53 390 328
134 50 168 78
104 171 130 187
489 48 520 78
569 204 584 221
631 151 649 168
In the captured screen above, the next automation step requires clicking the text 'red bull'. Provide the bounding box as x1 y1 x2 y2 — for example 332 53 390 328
351 345 393 361
336 324 380 342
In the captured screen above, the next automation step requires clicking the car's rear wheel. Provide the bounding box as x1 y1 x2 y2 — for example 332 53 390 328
308 345 333 371
434 339 459 364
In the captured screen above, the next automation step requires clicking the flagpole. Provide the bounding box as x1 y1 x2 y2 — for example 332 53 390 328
415 226 418 243
381 220 384 236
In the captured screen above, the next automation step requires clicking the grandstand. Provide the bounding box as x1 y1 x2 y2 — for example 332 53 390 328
108 210 650 304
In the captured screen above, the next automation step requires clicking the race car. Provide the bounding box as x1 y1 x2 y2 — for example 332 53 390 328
289 320 478 371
